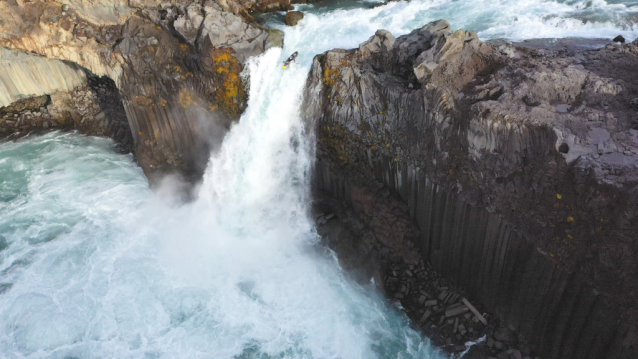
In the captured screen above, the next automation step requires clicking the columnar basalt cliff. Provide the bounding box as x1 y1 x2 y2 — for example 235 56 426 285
0 47 133 150
0 0 288 181
305 20 638 358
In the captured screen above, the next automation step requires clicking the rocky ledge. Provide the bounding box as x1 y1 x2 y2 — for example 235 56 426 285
0 0 292 182
305 20 638 358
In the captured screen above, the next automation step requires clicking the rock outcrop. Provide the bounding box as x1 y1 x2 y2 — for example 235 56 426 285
0 48 132 150
285 11 304 26
306 20 638 358
0 0 285 181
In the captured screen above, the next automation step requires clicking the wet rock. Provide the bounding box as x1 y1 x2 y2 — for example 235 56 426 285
613 35 625 43
285 11 304 26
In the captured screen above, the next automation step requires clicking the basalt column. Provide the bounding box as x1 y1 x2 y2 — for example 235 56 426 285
306 20 638 359
0 0 284 181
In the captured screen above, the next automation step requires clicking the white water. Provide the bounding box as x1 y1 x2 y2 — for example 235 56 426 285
1 1 637 358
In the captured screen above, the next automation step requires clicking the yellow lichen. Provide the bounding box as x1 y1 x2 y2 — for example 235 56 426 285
179 91 194 108
180 44 189 51
210 49 246 116
323 67 341 87
557 194 562 200
567 216 575 224
214 52 233 64
133 95 152 106
223 72 240 99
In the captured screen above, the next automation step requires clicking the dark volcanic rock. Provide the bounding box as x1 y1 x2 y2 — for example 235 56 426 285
305 19 638 359
614 35 626 43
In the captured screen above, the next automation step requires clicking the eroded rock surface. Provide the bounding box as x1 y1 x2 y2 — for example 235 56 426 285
306 20 638 358
0 0 285 181
0 48 132 150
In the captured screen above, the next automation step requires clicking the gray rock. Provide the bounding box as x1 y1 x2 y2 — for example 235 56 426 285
307 17 638 359
555 104 571 113
173 3 205 45
424 299 437 306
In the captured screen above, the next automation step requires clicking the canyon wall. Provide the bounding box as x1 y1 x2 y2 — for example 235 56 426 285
0 48 132 151
306 20 638 358
0 0 288 181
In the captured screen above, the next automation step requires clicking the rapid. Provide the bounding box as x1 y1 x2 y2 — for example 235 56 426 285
1 0 637 358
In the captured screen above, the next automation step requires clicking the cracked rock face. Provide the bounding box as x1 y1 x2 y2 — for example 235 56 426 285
305 19 638 358
0 0 285 182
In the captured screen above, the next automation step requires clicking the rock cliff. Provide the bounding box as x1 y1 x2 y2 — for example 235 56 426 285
0 0 286 181
0 47 133 150
306 20 638 358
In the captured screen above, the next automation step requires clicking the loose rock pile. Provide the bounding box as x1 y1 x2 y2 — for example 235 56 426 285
314 189 536 358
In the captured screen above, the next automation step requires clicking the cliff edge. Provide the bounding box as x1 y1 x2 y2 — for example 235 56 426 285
306 20 638 358
0 0 287 181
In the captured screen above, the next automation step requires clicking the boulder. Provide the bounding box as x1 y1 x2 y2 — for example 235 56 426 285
285 11 304 26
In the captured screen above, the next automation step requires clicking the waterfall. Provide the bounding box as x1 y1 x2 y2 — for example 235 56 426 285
1 0 636 358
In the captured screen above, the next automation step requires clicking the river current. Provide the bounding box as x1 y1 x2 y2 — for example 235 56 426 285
1 0 637 358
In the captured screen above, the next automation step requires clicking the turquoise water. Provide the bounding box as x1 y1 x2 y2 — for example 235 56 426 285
0 131 439 358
